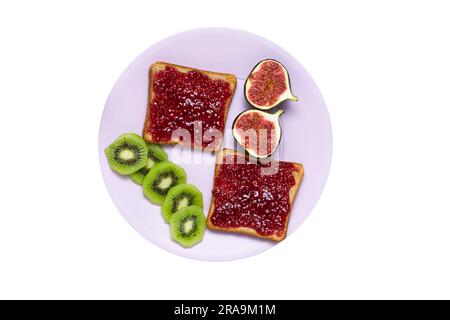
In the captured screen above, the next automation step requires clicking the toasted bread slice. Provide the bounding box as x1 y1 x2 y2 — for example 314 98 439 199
207 149 304 242
143 62 237 151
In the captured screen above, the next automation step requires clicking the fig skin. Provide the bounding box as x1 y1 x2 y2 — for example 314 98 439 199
232 109 284 159
244 59 298 110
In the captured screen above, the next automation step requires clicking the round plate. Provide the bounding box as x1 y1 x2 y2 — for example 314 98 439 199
99 28 332 261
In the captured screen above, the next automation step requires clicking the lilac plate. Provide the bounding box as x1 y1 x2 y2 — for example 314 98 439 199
98 28 332 261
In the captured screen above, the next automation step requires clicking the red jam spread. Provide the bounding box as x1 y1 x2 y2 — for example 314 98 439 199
235 112 276 156
147 66 232 148
248 61 287 106
211 154 298 237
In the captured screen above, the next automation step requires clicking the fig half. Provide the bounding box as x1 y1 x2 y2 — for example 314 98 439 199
244 59 298 110
232 109 284 158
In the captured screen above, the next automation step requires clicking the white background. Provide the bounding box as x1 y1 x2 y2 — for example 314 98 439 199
0 0 449 299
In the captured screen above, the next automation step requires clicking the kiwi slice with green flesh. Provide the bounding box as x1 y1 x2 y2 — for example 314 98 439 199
104 133 148 175
130 143 168 184
161 184 203 223
170 206 206 248
142 161 186 204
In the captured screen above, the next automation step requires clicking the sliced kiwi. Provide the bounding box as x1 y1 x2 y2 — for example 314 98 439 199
130 143 168 184
161 184 203 223
104 133 148 175
142 161 186 204
170 206 206 248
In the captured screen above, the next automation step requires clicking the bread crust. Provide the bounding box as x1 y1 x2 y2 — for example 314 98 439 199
206 149 304 242
143 62 237 151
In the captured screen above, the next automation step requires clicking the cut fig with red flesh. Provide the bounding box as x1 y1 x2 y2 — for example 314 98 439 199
244 59 298 110
232 109 284 158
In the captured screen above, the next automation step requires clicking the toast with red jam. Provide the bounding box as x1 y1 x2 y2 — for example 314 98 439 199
143 62 237 151
207 149 304 242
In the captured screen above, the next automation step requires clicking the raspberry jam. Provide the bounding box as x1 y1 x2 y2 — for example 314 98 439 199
147 66 232 149
211 154 299 237
235 112 276 156
248 60 287 106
